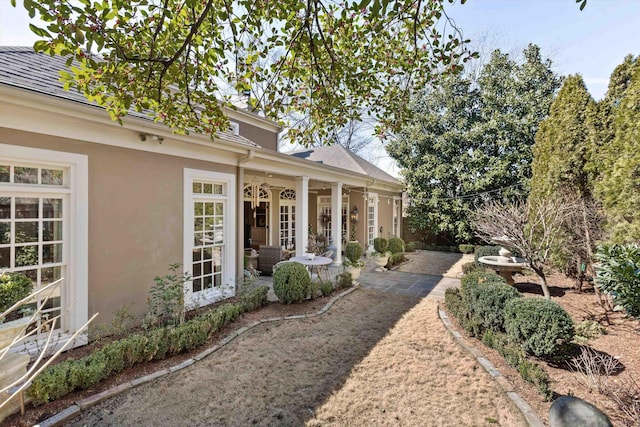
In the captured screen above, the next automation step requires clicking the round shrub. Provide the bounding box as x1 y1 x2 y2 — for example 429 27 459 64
460 270 506 297
345 242 363 264
373 237 388 253
459 244 475 254
504 298 575 361
273 262 314 304
405 241 416 252
0 272 33 313
464 281 521 332
461 262 485 275
388 237 405 254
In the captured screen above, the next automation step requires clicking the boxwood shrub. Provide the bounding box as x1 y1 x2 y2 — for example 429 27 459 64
28 286 269 405
474 245 501 267
273 262 314 304
504 298 575 361
345 242 363 264
373 237 388 253
458 244 475 254
0 272 33 313
405 242 417 252
464 280 521 332
388 237 405 254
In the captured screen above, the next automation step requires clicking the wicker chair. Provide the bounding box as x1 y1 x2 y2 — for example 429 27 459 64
258 246 283 275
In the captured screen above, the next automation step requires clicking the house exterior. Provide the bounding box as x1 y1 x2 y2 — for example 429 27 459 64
0 47 403 344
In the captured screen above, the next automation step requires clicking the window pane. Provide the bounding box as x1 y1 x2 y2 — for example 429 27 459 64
0 247 9 268
43 199 63 219
215 203 223 216
192 182 202 194
204 203 213 216
193 262 201 277
194 232 203 246
0 197 9 219
194 202 203 216
16 245 39 267
214 274 221 287
203 275 212 289
203 260 212 275
203 183 213 194
0 222 9 244
192 249 202 262
16 198 39 218
15 221 38 243
43 221 63 241
0 166 8 183
14 167 38 184
194 218 203 232
192 278 201 292
42 266 63 285
41 169 63 186
43 243 62 264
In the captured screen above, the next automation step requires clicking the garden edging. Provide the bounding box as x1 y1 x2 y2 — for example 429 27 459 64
35 286 360 427
437 305 545 427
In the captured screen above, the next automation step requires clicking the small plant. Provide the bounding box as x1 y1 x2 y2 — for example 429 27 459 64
518 359 553 400
319 281 334 296
388 237 405 254
459 244 475 254
504 297 575 362
605 374 640 426
594 243 640 318
145 264 191 328
335 272 353 289
574 319 606 342
461 262 484 275
273 262 314 304
386 253 406 268
373 237 388 254
405 241 416 252
0 271 33 318
569 346 623 393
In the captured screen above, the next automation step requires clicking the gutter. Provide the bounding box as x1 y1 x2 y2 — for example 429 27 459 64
238 149 255 165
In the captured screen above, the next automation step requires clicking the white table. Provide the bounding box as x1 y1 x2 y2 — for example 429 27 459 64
289 256 333 283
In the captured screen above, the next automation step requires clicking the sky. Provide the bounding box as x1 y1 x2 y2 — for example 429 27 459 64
1 0 638 174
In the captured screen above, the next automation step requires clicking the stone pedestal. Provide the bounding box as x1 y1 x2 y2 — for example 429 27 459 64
0 352 31 422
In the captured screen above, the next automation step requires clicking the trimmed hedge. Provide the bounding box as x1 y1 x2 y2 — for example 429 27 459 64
464 280 521 332
373 237 388 253
461 262 485 275
386 252 406 268
345 242 363 264
458 244 475 254
388 237 405 254
27 286 269 405
504 298 575 361
405 242 417 252
474 245 501 267
273 262 314 304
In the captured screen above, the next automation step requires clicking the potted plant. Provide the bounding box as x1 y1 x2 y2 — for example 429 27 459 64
344 242 364 283
372 237 390 270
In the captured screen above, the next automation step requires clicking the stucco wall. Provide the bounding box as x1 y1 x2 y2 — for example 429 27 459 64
239 121 278 152
1 128 235 328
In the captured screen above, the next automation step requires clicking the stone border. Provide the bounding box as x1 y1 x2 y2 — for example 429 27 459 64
36 286 360 427
437 306 545 427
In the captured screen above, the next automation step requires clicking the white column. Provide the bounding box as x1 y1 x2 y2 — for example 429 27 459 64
237 167 245 277
295 176 309 257
331 182 343 265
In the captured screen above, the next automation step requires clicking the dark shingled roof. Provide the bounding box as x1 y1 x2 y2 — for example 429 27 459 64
288 145 400 184
0 46 260 148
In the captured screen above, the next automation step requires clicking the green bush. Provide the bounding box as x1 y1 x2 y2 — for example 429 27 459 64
373 237 388 253
445 287 482 336
28 286 268 405
423 244 460 253
273 262 314 304
594 243 640 318
0 272 33 314
474 245 501 267
504 298 575 361
574 320 605 342
386 253 406 268
405 242 417 252
345 242 363 264
388 237 405 254
461 262 485 275
518 360 553 400
239 285 269 312
319 281 334 296
459 244 475 254
464 281 521 332
335 272 353 289
460 271 507 295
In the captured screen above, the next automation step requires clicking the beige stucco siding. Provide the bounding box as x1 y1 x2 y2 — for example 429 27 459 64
1 128 235 327
239 122 278 152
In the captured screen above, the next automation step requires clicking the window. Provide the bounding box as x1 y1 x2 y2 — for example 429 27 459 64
0 143 88 347
317 195 349 242
279 189 296 249
367 193 378 250
392 198 401 237
184 169 236 307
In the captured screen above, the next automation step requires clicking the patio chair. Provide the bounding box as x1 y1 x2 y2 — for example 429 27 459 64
258 245 283 275
318 250 334 282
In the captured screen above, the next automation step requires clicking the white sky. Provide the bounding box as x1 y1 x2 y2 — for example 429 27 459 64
1 0 638 175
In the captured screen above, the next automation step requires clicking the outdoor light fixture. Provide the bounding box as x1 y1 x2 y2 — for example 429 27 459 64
139 132 164 144
350 206 359 223
379 226 383 235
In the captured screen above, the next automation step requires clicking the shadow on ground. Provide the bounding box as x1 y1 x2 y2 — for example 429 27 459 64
67 289 421 427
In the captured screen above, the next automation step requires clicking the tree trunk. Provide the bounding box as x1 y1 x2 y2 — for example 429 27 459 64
531 263 551 299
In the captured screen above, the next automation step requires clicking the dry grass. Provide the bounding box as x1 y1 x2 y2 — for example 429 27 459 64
67 289 525 427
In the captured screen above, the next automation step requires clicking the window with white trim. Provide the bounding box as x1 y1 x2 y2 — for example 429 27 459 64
0 144 88 347
317 195 349 242
392 198 401 237
367 193 378 249
184 169 236 308
279 189 296 249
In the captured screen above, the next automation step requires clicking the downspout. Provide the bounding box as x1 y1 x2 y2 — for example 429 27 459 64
238 149 255 165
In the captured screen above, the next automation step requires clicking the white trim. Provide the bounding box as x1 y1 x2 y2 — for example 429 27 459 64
0 143 88 346
183 168 236 308
367 192 379 252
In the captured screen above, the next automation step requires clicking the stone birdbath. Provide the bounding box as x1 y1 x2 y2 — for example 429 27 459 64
478 238 528 286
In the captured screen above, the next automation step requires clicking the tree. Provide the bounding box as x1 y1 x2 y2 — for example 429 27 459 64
388 44 560 242
14 0 477 145
474 196 578 299
596 65 640 242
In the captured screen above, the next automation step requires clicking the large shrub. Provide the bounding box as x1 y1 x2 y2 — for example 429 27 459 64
388 237 405 254
459 244 475 254
373 237 388 253
345 242 363 264
465 281 522 332
504 298 575 361
594 243 640 318
0 272 33 314
474 245 501 267
405 241 417 252
460 270 506 296
273 262 314 304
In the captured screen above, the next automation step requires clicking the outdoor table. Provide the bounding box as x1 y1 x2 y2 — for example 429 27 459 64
289 256 333 283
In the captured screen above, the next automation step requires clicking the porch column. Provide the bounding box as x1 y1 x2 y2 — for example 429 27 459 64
331 182 343 265
237 166 245 278
295 176 309 257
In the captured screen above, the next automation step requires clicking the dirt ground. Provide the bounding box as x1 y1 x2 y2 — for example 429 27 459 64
62 289 526 427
